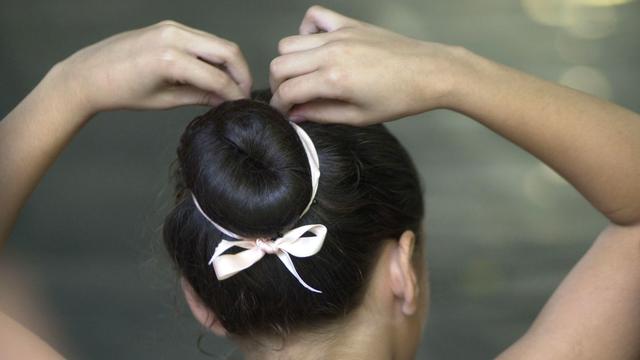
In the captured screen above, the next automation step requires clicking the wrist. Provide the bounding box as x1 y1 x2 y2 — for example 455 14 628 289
434 45 492 111
43 60 98 122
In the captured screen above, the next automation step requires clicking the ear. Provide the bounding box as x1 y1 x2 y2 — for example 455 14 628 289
388 230 418 316
181 277 227 337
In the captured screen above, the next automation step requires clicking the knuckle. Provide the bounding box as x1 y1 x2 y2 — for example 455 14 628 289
306 5 322 18
324 68 350 98
155 22 181 41
225 41 241 56
156 48 181 75
326 67 347 85
269 57 283 77
156 19 178 27
278 37 294 54
325 41 346 57
277 82 294 102
449 45 469 57
158 48 179 63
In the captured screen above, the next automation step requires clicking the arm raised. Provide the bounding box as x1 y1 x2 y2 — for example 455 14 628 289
272 6 640 359
0 21 252 358
451 39 640 360
0 21 252 246
271 6 640 226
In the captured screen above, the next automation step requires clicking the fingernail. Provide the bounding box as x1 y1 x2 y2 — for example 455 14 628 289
289 115 305 123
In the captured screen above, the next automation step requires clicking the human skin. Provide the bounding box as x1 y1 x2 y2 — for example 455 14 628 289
269 6 640 359
0 21 251 359
0 21 252 245
1 5 639 359
270 7 640 228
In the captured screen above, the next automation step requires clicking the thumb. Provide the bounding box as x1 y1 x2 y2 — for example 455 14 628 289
299 5 357 35
290 100 362 125
167 86 226 108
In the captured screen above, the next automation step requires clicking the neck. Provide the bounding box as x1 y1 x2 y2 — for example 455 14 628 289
239 309 397 360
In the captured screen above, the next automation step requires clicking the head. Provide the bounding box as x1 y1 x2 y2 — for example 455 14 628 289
163 90 428 358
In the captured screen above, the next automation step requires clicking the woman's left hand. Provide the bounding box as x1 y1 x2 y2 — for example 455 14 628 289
269 6 462 126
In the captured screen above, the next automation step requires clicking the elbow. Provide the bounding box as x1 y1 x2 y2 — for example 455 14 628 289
605 204 640 227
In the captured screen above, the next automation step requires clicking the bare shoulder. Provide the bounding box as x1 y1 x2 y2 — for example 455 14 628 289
497 223 640 360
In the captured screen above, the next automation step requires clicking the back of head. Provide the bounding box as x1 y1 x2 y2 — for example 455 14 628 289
163 90 424 337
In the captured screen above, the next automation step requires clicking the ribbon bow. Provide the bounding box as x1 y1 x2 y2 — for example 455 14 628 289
208 223 327 293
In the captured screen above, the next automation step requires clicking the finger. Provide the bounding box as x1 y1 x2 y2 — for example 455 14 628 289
166 50 245 101
180 32 252 97
153 21 252 96
278 32 335 54
299 5 358 35
269 48 323 93
270 71 345 114
289 99 361 124
163 85 226 107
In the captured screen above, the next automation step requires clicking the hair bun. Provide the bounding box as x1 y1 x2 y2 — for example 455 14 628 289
177 99 312 237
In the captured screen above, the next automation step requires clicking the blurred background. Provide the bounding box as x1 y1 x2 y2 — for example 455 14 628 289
1 0 638 358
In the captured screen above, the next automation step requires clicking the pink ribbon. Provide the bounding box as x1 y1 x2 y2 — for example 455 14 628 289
208 224 327 293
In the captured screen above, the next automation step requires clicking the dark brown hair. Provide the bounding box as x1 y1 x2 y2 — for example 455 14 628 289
163 90 424 338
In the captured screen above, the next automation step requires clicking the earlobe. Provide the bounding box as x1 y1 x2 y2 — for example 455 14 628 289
388 230 418 316
181 277 227 337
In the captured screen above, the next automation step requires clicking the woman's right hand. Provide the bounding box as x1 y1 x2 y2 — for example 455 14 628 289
269 6 468 126
0 21 253 243
57 20 252 116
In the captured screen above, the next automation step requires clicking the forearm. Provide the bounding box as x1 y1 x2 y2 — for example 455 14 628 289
0 22 252 247
0 63 92 244
444 48 640 225
0 311 64 360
